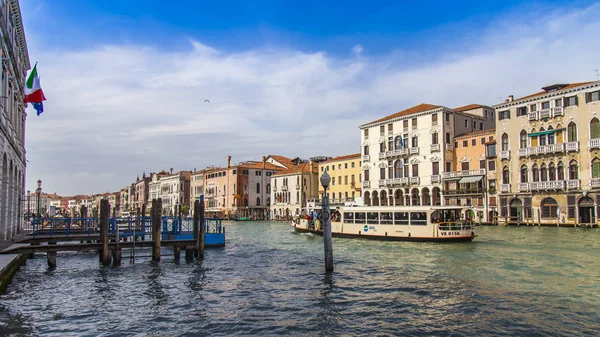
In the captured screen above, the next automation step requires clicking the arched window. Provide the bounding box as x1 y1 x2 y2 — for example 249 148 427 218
539 127 547 146
531 128 539 146
591 118 600 139
395 136 402 150
540 163 548 181
549 163 556 181
541 197 558 219
557 162 565 181
569 160 579 180
547 126 555 145
421 188 431 206
256 183 260 194
520 130 528 148
411 188 420 206
303 178 306 186
266 183 271 194
520 165 528 183
364 191 371 206
592 159 600 179
267 197 270 206
502 167 510 184
256 197 261 206
532 164 539 182
568 122 577 142
556 124 563 143
501 133 509 151
296 191 300 202
394 160 403 178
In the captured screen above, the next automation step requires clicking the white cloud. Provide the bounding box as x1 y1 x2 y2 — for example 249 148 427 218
23 3 600 195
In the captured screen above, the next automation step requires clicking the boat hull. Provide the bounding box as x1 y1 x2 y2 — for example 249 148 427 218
292 224 474 242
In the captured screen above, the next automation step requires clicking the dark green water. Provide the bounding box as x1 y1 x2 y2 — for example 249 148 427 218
0 223 599 336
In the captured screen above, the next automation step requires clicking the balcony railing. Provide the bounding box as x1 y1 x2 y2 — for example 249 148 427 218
446 143 454 151
443 188 484 195
281 185 288 192
431 175 441 183
296 185 300 190
362 181 370 188
591 178 600 188
410 177 420 184
442 169 486 179
500 150 510 160
384 148 409 158
517 143 565 157
566 141 579 152
500 184 511 192
521 180 566 191
518 183 529 191
409 147 419 155
527 107 563 121
567 179 580 189
588 139 600 149
362 154 371 161
379 153 386 160
430 144 440 152
378 179 386 187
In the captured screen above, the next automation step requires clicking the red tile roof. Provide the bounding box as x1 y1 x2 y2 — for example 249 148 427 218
237 162 285 171
454 104 483 112
454 129 496 139
267 155 295 168
272 162 317 176
363 103 441 126
321 153 361 164
514 82 595 101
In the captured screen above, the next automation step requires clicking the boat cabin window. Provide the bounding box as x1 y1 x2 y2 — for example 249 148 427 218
394 212 409 225
355 212 366 224
343 212 354 223
380 212 393 224
367 212 379 224
434 209 461 222
410 212 427 225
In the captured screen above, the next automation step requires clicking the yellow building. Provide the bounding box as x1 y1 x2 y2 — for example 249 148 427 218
318 154 362 205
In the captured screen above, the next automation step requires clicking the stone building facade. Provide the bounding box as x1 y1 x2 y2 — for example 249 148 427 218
493 81 600 226
0 0 30 240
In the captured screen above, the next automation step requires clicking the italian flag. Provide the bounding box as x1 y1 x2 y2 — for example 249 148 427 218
24 64 46 116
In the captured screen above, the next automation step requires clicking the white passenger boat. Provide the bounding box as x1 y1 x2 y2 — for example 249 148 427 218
291 206 476 242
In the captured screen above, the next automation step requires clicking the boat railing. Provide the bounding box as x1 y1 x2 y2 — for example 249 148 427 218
437 222 473 231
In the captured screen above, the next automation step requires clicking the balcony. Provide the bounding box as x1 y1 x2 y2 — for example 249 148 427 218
409 147 420 155
524 181 566 191
591 178 600 188
500 184 511 192
588 139 600 149
410 177 420 184
378 179 386 187
517 143 565 157
539 108 551 119
446 143 454 151
362 181 370 188
296 185 300 190
566 141 579 152
528 112 538 121
567 179 580 190
443 188 484 195
500 150 510 160
518 183 529 191
281 185 288 192
362 154 371 161
378 152 386 160
552 106 564 116
442 169 486 179
431 175 441 184
385 148 409 158
430 144 440 152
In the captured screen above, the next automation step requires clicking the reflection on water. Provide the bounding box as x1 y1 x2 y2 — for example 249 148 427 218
0 224 599 336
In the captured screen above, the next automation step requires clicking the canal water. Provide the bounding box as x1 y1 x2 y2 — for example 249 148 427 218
0 223 599 336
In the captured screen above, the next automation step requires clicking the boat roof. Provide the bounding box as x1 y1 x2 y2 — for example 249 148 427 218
339 206 464 211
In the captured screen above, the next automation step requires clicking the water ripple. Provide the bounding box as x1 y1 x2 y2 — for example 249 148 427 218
0 224 599 336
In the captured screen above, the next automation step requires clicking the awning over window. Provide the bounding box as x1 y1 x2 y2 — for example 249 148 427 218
459 176 483 184
528 128 564 137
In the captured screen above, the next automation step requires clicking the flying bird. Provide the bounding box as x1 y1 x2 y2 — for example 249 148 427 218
204 100 210 103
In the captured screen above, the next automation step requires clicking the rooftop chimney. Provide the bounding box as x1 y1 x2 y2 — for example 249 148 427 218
505 99 509 103
262 156 266 168
170 168 173 174
227 156 232 168
508 95 514 102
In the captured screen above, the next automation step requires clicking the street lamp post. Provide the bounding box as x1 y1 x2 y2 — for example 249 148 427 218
320 171 334 272
36 179 42 218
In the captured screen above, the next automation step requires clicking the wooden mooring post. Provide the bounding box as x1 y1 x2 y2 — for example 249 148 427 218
100 199 111 266
193 199 200 258
152 199 162 261
174 246 181 260
47 242 57 268
199 196 205 259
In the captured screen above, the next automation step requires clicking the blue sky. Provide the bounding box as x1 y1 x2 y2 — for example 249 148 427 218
19 0 600 195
